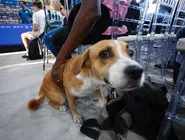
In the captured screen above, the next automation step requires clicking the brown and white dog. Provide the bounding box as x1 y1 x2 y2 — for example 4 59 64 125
28 40 145 123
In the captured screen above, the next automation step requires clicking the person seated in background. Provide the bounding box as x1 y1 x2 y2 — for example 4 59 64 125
21 0 46 58
51 0 131 89
44 0 66 24
43 0 68 56
44 0 53 9
18 0 33 24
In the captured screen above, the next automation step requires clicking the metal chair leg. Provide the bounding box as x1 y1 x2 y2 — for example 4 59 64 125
145 40 153 76
157 118 173 140
46 48 49 64
43 45 46 71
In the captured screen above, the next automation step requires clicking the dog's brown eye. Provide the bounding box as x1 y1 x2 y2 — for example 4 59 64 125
99 48 114 59
99 50 109 59
128 50 134 57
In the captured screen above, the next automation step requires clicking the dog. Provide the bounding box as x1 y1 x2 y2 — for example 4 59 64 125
28 40 145 123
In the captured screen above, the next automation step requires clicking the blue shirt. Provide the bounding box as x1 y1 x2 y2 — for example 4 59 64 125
19 9 32 24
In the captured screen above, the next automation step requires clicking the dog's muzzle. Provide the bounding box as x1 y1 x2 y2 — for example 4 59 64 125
124 65 143 80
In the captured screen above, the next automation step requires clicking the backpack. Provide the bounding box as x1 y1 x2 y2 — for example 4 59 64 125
28 39 43 60
105 81 169 140
80 81 169 140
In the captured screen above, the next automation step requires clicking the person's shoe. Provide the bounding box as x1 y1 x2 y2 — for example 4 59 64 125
165 77 174 86
22 53 28 58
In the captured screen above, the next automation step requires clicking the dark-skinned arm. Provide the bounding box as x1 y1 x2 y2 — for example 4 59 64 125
57 0 101 61
52 0 101 87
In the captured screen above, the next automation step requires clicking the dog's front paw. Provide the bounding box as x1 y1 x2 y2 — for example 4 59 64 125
73 115 83 124
59 105 68 112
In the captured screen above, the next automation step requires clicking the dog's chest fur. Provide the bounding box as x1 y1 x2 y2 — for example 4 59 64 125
71 73 104 97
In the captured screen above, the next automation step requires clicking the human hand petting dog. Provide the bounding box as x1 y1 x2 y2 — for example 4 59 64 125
51 58 67 90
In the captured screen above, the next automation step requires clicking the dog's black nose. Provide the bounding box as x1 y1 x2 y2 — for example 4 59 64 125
125 65 143 79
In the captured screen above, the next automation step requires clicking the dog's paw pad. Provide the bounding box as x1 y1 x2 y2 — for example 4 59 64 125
59 105 67 112
73 115 83 124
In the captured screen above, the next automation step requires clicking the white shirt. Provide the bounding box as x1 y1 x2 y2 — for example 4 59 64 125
32 9 46 35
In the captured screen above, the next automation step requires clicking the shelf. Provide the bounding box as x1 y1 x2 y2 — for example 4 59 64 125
120 18 140 23
159 2 174 9
179 10 185 14
175 17 185 21
155 13 171 18
173 25 184 28
143 24 150 27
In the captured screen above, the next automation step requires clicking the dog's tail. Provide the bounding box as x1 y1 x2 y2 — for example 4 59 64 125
28 89 45 111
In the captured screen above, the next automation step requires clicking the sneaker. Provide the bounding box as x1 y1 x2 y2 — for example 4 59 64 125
165 77 174 86
22 53 28 58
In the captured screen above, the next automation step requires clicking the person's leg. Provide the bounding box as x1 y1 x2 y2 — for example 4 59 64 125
21 32 31 51
43 26 64 57
51 26 69 56
21 32 36 58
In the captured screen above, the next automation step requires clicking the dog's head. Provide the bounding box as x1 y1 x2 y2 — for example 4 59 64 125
80 40 145 91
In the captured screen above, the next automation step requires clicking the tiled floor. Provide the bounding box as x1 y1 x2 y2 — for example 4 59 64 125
0 51 172 140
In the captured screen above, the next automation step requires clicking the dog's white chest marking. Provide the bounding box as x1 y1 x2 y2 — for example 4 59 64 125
71 73 104 97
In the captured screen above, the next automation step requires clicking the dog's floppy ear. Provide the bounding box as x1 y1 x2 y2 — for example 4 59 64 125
80 48 90 68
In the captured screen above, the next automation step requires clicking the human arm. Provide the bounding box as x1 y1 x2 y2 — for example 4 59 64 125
52 0 101 87
59 5 69 17
32 13 38 32
56 0 101 61
33 24 39 32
